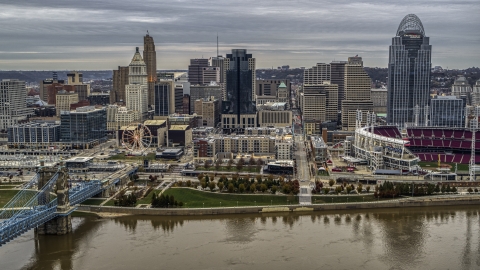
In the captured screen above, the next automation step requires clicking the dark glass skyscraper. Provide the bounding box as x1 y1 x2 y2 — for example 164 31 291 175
387 14 431 127
222 49 256 124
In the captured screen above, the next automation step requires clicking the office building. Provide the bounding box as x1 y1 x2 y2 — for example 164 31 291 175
209 56 225 83
168 125 192 147
341 56 373 130
371 89 388 113
473 79 480 107
256 79 291 97
106 104 119 131
143 33 157 107
66 71 90 101
114 107 137 129
56 91 79 117
111 66 129 104
188 58 209 85
387 14 432 127
87 93 110 106
182 94 190 114
222 49 256 132
7 122 61 149
154 80 175 117
257 102 292 128
40 74 64 102
451 76 472 105
60 106 107 149
174 83 184 114
303 63 330 85
194 97 221 127
125 47 148 120
430 96 465 127
202 67 220 84
330 61 347 108
0 79 33 130
303 83 338 122
189 84 222 113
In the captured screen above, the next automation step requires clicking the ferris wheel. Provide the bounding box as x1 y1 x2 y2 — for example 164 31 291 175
122 123 152 153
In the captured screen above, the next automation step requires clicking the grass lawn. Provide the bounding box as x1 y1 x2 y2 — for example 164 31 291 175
418 161 469 171
162 188 298 208
312 195 394 204
108 152 156 161
103 199 117 206
196 166 260 173
0 190 20 207
81 199 106 206
0 186 18 189
137 191 156 205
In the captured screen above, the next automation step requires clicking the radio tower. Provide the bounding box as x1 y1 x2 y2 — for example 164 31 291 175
469 106 479 181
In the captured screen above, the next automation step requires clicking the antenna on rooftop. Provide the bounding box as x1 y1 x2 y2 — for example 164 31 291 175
217 33 219 57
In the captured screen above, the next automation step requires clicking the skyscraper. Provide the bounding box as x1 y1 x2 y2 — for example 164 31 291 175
387 14 432 127
125 47 148 121
143 33 157 107
111 66 129 104
188 59 209 85
221 49 256 132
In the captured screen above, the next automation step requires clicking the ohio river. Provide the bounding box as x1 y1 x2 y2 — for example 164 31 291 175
1 206 480 270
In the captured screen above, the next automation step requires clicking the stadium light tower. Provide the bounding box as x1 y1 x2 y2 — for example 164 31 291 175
469 106 479 181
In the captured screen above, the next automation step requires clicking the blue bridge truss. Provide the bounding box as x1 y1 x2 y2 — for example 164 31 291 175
0 173 104 246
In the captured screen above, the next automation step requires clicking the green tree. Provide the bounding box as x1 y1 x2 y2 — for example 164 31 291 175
346 186 352 194
357 183 363 193
271 186 277 194
434 184 440 193
441 184 446 194
218 182 224 192
239 184 245 193
468 187 473 193
201 181 207 189
250 183 256 193
324 188 329 194
226 159 233 170
366 186 371 193
197 173 204 182
186 180 192 187
204 175 210 183
215 159 221 170
329 179 335 187
249 156 256 166
260 184 267 193
452 186 457 193
446 184 451 193
228 183 234 193
236 159 244 171
204 161 211 170
208 182 216 191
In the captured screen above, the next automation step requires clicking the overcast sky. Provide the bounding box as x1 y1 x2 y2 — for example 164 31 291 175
0 0 478 70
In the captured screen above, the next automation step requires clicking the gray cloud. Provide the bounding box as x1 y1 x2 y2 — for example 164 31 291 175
0 0 478 70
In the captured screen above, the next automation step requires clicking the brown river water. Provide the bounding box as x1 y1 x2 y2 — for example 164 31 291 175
1 205 480 270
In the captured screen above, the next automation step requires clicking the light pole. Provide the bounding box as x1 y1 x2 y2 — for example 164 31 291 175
220 202 222 207
237 201 238 207
331 198 333 204
255 201 256 206
271 200 272 206
203 202 204 208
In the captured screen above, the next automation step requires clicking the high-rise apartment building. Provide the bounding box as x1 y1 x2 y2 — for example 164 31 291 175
430 96 465 127
188 59 209 85
209 56 225 83
303 84 338 122
222 49 256 132
194 97 221 127
143 33 157 106
0 79 33 130
111 66 129 104
174 84 184 114
125 47 148 120
387 14 432 127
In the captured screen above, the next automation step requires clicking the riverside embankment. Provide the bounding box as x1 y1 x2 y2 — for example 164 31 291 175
77 195 480 216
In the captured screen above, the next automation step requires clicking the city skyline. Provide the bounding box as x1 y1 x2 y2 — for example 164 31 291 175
0 0 479 70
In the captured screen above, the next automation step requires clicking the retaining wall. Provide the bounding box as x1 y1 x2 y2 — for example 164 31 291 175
77 196 480 216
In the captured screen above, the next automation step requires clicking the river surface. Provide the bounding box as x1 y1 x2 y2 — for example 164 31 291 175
1 205 480 270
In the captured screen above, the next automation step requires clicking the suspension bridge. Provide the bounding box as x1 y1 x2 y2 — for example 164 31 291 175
0 162 131 246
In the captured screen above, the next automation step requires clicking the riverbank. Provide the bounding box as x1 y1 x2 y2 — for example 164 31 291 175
77 194 480 216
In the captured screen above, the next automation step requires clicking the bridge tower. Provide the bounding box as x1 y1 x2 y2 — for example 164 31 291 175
35 161 72 235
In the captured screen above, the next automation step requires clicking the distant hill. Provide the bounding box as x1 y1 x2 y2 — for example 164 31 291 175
0 71 113 83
